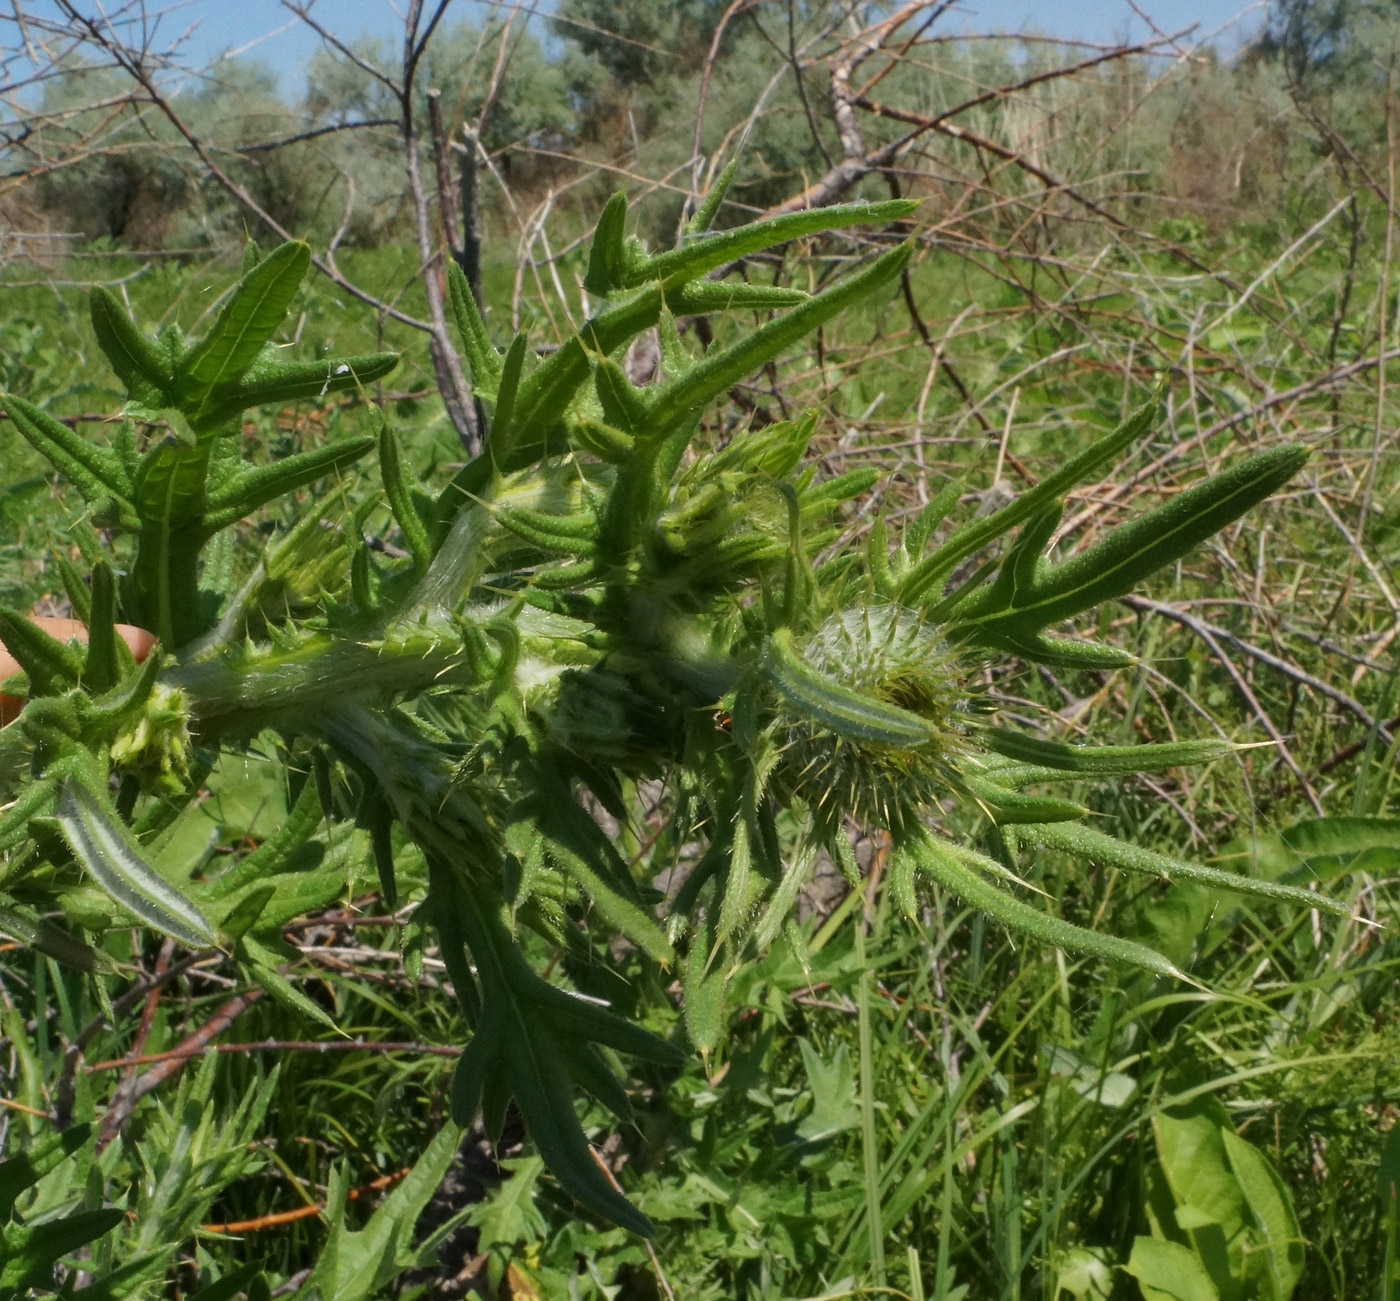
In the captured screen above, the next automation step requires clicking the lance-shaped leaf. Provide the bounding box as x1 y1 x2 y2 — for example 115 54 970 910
90 286 173 407
645 243 913 436
486 333 529 461
584 191 630 296
0 778 58 852
665 281 809 312
2 392 135 511
952 445 1310 641
179 241 311 420
54 779 214 948
207 776 323 897
201 435 376 533
447 867 662 1235
531 782 672 962
962 775 1086 824
0 903 118 973
83 562 120 694
378 421 432 576
897 397 1165 607
446 259 503 393
0 608 84 697
623 198 919 287
982 728 1238 774
688 157 738 235
1007 821 1351 916
196 351 399 429
910 833 1186 979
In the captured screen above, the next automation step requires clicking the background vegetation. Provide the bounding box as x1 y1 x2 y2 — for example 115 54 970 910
4 1 1400 1297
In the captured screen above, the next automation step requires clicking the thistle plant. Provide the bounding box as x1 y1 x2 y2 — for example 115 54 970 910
0 175 1349 1239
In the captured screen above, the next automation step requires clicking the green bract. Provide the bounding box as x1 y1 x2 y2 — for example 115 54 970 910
0 182 1342 1235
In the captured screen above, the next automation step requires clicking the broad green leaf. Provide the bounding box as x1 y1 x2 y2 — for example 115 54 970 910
796 1039 859 1142
1219 1126 1304 1300
0 1209 124 1290
54 779 214 948
1152 1096 1248 1294
0 1123 92 1217
1125 1237 1220 1301
308 1122 462 1301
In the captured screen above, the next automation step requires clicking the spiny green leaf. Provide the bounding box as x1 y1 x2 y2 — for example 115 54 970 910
665 281 809 312
584 191 629 296
83 562 119 694
54 779 214 948
2 392 135 511
687 158 739 235
203 435 375 534
765 626 936 746
646 243 913 435
0 608 85 697
487 333 529 461
197 351 399 429
378 421 433 577
625 198 918 287
180 240 311 418
897 397 1164 607
446 259 503 393
953 445 1310 639
910 833 1186 979
90 286 172 407
982 728 1238 774
1011 820 1351 916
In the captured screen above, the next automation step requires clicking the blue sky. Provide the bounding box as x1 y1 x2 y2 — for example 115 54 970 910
161 0 1267 93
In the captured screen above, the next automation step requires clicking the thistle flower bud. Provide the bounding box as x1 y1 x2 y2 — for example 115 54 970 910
773 604 972 834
